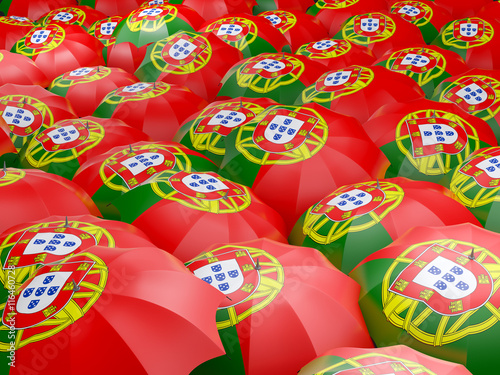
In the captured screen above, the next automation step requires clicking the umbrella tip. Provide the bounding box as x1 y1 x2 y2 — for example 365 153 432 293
72 279 80 292
226 295 232 301
129 144 133 153
64 216 69 227
3 161 6 173
469 248 476 260
376 179 381 189
255 257 261 270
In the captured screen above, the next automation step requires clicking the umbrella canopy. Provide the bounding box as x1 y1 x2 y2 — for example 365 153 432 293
433 0 492 19
111 170 288 262
0 117 17 167
0 16 36 50
218 103 390 233
36 5 108 30
0 0 77 20
134 30 243 102
92 81 208 142
289 177 482 274
198 13 291 58
298 345 472 375
183 0 256 21
350 223 500 375
187 238 374 375
362 98 498 186
296 65 425 125
11 23 105 82
86 15 124 65
0 50 50 88
174 97 278 167
48 66 139 117
253 0 315 14
0 245 226 375
78 0 142 17
373 44 469 98
72 141 219 219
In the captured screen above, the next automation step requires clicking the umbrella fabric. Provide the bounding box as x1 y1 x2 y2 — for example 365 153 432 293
373 44 469 98
289 177 482 274
433 0 492 19
0 117 17 167
86 15 124 63
48 65 139 117
0 16 36 51
253 0 315 14
78 0 142 17
36 5 108 30
183 0 256 21
350 223 500 375
187 238 374 375
0 0 77 20
0 50 50 88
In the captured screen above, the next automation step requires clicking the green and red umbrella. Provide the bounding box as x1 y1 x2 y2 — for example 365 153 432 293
218 103 390 233
217 52 327 105
289 177 482 274
174 97 277 167
0 245 226 375
18 116 152 180
253 0 314 14
78 0 142 17
431 69 500 143
0 16 36 50
11 23 105 82
48 65 139 117
296 65 425 125
36 5 108 30
362 98 498 186
187 238 374 375
298 345 472 375
0 50 50 88
294 38 376 71
0 0 77 20
111 170 288 262
92 81 208 142
388 0 453 44
72 141 219 219
431 16 500 70
86 15 124 64
198 13 291 58
135 30 243 102
350 223 500 375
182 0 256 21
373 44 469 98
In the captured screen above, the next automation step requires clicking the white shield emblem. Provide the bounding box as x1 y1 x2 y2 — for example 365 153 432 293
418 123 458 146
17 271 72 314
22 232 83 256
455 83 487 105
193 259 244 294
120 152 165 176
52 12 74 22
169 39 197 61
264 115 304 144
360 17 380 32
264 14 281 26
460 23 479 37
217 24 243 36
2 106 35 128
181 173 229 193
30 29 51 44
46 125 80 145
413 256 478 300
476 157 500 178
122 82 152 93
208 110 245 128
312 40 337 50
254 58 286 73
401 53 431 67
138 8 163 18
398 5 421 17
10 16 30 22
69 67 94 77
324 70 353 86
326 189 373 211
100 21 117 36
148 0 165 3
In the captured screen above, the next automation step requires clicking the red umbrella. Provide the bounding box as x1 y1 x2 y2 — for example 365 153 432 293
0 0 77 20
36 5 108 30
78 0 142 17
187 238 374 375
0 15 36 50
0 50 50 87
433 0 492 19
0 167 100 234
86 15 125 64
48 65 139 117
253 0 315 14
0 245 225 375
11 23 105 82
92 81 208 142
182 0 256 21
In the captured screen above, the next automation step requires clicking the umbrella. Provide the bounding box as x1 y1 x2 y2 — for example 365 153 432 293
253 0 314 14
0 245 226 375
218 103 390 233
92 81 208 142
294 38 376 71
187 238 374 375
296 65 425 125
111 170 288 262
36 5 107 30
134 30 244 102
217 52 327 105
18 116 152 179
48 65 139 117
86 15 125 64
0 15 36 50
174 96 278 167
72 141 219 219
11 23 105 82
198 13 291 58
0 0 77 20
0 83 78 153
361 98 498 186
0 50 50 88
388 0 453 44
333 11 425 59
431 16 500 70
182 0 256 21
350 223 500 375
0 167 100 235
433 0 492 19
373 44 469 98
77 0 142 17
298 345 472 375
289 177 482 274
